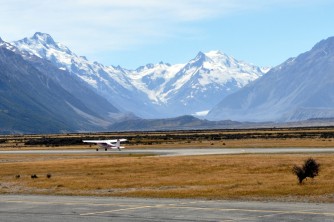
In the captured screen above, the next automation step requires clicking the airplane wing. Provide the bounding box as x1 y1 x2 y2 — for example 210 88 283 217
82 140 109 144
82 139 127 144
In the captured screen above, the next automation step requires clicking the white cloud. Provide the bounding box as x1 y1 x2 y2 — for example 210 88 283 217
1 0 232 53
0 0 331 58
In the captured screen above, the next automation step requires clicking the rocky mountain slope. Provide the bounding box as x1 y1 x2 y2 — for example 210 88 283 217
0 38 122 133
207 37 334 122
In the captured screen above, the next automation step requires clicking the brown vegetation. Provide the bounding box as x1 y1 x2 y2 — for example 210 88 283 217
0 153 333 202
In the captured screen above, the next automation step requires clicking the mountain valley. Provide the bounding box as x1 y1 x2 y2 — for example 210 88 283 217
1 33 334 133
13 32 266 118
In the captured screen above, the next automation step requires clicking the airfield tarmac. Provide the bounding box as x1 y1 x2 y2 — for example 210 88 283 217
2 147 334 156
0 194 333 221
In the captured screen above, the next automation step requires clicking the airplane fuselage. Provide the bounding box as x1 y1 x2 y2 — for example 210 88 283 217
82 139 127 151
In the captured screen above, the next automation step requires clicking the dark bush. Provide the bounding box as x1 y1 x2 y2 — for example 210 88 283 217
292 166 305 184
46 173 52 179
31 174 38 179
292 158 320 184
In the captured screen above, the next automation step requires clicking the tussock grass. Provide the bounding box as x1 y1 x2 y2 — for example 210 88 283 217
0 153 333 202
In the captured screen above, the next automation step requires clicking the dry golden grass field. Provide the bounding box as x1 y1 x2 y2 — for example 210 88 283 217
0 127 333 202
0 153 334 202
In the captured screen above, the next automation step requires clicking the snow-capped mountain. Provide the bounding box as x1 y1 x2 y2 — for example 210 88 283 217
0 38 123 133
207 36 334 122
127 62 185 104
127 51 265 117
151 51 265 116
14 32 162 118
13 32 266 118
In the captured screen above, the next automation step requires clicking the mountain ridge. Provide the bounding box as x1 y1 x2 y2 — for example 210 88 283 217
207 36 334 122
1 33 334 133
0 37 130 133
13 32 266 118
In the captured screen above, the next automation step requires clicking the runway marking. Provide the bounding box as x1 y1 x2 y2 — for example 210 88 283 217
80 205 153 216
79 203 334 218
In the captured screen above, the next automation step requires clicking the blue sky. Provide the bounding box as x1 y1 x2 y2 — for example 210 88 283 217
0 0 333 69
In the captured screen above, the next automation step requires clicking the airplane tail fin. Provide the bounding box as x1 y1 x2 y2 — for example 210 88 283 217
115 139 126 150
116 139 120 148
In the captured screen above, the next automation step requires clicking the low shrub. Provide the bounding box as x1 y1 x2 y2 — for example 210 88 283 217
292 158 320 184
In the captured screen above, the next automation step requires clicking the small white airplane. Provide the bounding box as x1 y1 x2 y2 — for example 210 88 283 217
82 138 127 151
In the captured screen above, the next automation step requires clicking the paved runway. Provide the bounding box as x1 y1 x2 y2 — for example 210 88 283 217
0 195 333 222
2 147 334 156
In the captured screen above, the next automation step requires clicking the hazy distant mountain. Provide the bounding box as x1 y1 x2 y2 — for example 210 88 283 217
0 38 123 133
138 51 265 116
14 33 265 118
207 37 334 122
108 115 242 131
